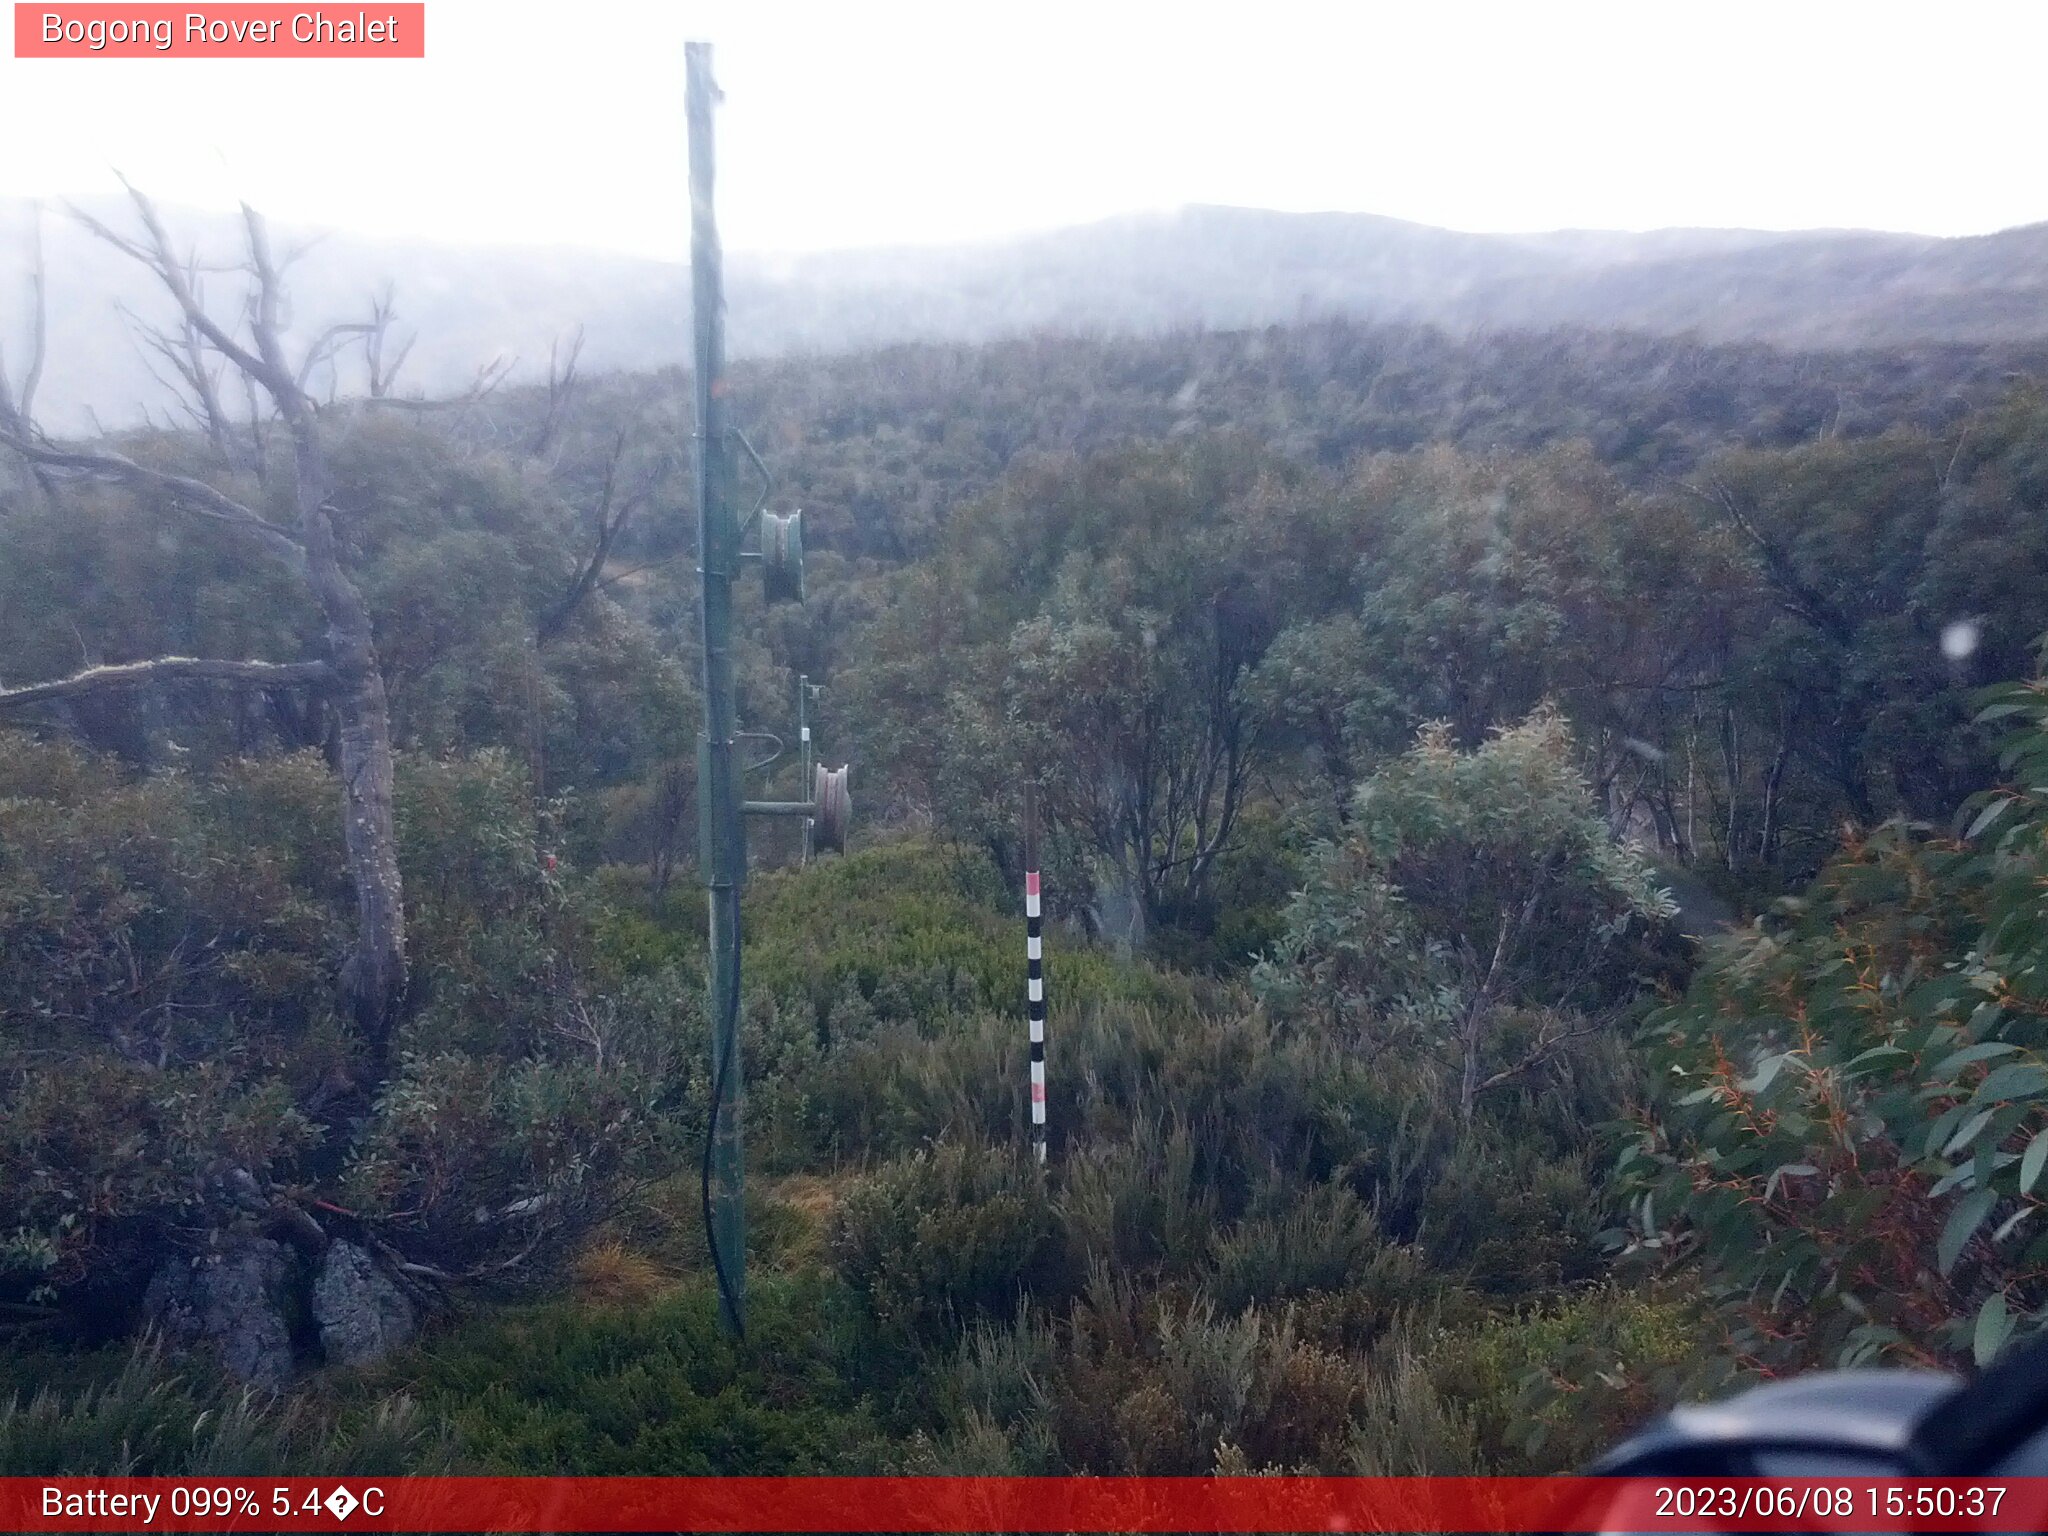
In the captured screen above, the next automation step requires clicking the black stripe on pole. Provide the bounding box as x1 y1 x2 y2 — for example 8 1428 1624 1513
1024 782 1045 1162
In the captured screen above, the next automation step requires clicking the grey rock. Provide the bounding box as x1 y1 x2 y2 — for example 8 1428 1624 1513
312 1241 416 1367
143 1235 296 1390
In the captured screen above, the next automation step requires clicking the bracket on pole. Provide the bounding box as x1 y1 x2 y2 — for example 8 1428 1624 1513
733 428 772 539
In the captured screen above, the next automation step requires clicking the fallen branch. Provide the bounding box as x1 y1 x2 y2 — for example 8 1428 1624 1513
0 655 332 712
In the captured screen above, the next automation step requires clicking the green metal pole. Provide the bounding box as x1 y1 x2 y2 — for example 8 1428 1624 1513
687 39 745 1338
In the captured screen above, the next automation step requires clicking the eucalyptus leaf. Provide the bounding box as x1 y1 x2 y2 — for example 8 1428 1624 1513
2022 1132 2048 1195
1935 1042 2021 1078
1973 1063 2048 1103
1966 798 2013 840
1945 1108 1997 1157
1974 1292 2015 1367
1940 1189 1998 1276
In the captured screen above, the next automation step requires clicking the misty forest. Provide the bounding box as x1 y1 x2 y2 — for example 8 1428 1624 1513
8 183 2048 1480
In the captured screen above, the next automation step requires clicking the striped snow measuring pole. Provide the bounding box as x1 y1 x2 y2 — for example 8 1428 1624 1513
1025 783 1047 1163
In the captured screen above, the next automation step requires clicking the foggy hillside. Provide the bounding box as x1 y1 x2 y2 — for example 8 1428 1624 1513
6 196 2048 429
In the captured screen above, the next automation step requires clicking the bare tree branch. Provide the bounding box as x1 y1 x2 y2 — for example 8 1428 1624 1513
0 425 304 565
226 201 410 1051
237 202 304 396
0 656 332 712
0 203 50 426
82 183 284 394
0 205 56 499
294 321 378 394
124 307 242 468
19 213 46 424
363 353 514 412
537 432 661 645
61 202 155 266
530 325 584 457
241 373 272 479
363 286 415 399
1476 1011 1607 1097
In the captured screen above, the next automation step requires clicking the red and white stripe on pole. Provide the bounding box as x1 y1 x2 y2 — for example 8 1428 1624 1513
1024 783 1046 1163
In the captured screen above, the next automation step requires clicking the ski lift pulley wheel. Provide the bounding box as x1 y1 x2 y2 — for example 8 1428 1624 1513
761 510 805 604
813 763 850 853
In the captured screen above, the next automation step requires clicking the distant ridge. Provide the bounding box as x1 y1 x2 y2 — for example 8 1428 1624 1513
5 199 2047 430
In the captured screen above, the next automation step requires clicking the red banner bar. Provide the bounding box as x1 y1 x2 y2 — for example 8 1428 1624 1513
13 5 424 58
5 1476 2048 1532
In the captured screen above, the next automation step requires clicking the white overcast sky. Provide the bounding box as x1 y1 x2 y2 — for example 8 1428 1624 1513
1 0 2043 258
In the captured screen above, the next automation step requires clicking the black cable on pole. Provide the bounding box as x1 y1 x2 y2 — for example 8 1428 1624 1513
687 38 746 1339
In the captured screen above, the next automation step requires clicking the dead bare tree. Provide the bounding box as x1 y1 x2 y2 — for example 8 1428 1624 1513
529 325 584 459
0 183 409 1064
0 203 55 502
362 284 415 400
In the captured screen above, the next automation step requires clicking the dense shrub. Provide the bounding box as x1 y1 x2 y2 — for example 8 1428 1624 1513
974 1274 1365 1474
743 839 1183 1037
1626 663 2048 1372
831 1141 1063 1352
376 1274 893 1473
1258 709 1678 1124
1207 1182 1388 1312
0 737 703 1325
0 740 341 1303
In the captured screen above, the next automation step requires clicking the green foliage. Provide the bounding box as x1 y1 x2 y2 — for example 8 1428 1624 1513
1279 446 1741 768
1436 1287 1716 1470
0 736 703 1313
732 838 1187 1170
745 840 1093 1027
18 310 2048 1478
1057 1116 1218 1279
0 739 339 1293
362 1274 892 1473
1343 1332 1488 1475
1625 659 2048 1371
0 1343 450 1476
349 757 704 1275
0 800 1668 1474
1055 1287 1360 1474
1 1280 884 1478
831 1140 1063 1353
926 1269 1369 1475
701 322 2036 565
840 438 1313 944
1260 709 1677 1120
1206 1182 1388 1312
